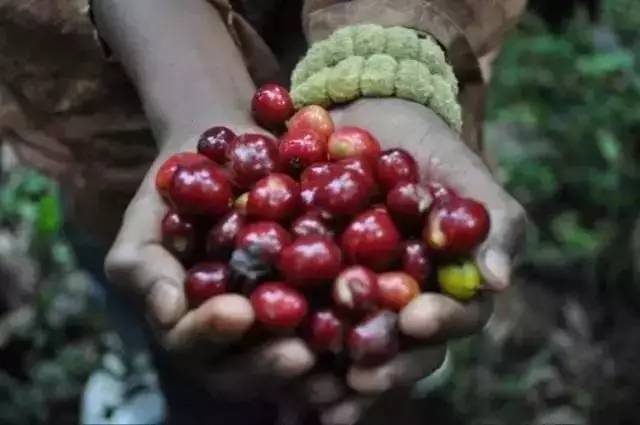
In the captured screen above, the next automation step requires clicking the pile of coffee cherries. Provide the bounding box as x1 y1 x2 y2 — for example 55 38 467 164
156 84 490 366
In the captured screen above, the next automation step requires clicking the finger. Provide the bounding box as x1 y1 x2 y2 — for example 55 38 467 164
164 293 254 350
106 194 188 326
201 337 316 397
320 396 374 425
303 373 349 406
399 292 493 340
346 345 446 394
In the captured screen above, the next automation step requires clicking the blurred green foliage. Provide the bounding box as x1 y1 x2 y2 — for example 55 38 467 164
486 9 640 287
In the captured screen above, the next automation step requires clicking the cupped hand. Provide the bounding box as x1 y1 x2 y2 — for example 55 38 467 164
309 98 526 425
104 124 316 401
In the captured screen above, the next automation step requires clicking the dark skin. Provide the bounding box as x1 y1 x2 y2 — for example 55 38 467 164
94 1 525 424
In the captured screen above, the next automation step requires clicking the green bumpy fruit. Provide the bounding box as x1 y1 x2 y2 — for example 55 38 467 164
437 261 481 301
361 54 398 96
385 27 419 60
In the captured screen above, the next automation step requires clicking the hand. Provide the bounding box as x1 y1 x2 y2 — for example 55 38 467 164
308 98 526 425
104 124 316 401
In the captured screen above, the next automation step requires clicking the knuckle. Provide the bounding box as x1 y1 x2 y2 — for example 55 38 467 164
104 243 140 285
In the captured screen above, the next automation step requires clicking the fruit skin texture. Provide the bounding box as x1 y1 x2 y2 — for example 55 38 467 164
291 212 333 238
227 133 279 188
155 152 209 198
161 211 197 262
279 129 327 176
247 173 300 221
437 261 482 301
278 235 342 286
235 221 292 262
328 126 382 162
386 182 432 229
337 157 377 190
376 149 419 191
341 208 402 271
333 266 379 314
424 196 490 254
347 310 399 366
168 161 233 216
313 166 373 216
251 84 294 130
206 211 246 260
251 282 308 330
300 162 334 209
197 126 236 164
185 262 230 307
306 309 345 353
287 105 334 141
401 240 431 287
377 272 420 311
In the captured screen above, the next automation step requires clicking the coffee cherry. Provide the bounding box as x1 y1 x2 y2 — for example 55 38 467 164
168 161 233 216
313 167 373 216
336 157 377 190
347 310 399 366
247 173 300 221
437 260 481 301
161 211 197 262
300 162 334 183
251 84 294 130
291 212 333 238
328 126 381 162
376 149 418 191
333 266 379 314
424 196 490 254
155 152 209 198
401 240 431 286
235 221 292 262
306 309 345 354
227 133 279 188
251 282 308 330
278 235 342 286
377 272 420 311
386 182 432 231
341 208 401 271
185 262 230 307
287 105 334 141
197 126 236 164
206 211 245 260
279 129 327 176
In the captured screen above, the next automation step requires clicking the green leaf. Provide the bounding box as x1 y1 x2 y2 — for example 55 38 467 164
576 51 633 77
36 195 61 236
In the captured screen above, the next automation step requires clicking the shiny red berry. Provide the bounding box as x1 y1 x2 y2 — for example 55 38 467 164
155 152 209 198
161 211 197 262
328 126 381 162
290 212 333 238
235 221 292 262
424 196 490 255
347 310 399 366
206 211 246 260
251 84 294 130
386 182 432 232
279 129 327 176
377 271 420 311
185 262 230 307
168 161 233 216
336 157 377 190
287 105 334 141
306 309 345 353
313 166 372 216
251 282 308 330
376 149 419 191
246 173 300 221
197 126 236 164
300 162 334 183
333 266 379 314
341 208 401 271
227 133 279 188
401 240 431 287
278 235 342 286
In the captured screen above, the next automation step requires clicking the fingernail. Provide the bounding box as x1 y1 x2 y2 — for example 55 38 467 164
149 281 184 327
481 249 511 291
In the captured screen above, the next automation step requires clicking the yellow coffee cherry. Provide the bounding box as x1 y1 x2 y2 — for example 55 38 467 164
437 261 482 301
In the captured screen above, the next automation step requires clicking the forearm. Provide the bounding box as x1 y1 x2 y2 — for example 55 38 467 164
92 0 255 149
